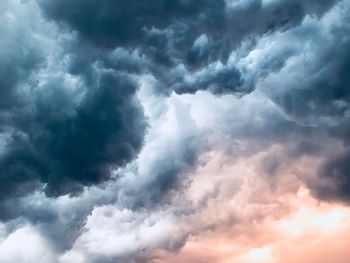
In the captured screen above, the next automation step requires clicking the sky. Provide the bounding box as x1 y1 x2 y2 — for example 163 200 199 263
0 0 350 262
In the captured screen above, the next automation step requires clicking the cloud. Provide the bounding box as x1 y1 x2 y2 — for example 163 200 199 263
311 148 350 201
256 0 350 201
0 224 57 263
1 0 350 262
0 68 146 201
38 0 337 97
0 0 45 118
0 0 147 207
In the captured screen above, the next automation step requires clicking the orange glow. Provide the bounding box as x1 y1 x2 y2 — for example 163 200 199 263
150 149 350 263
152 189 350 263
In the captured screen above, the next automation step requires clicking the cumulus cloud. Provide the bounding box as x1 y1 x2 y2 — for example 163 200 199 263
0 225 57 263
0 0 146 205
1 0 350 262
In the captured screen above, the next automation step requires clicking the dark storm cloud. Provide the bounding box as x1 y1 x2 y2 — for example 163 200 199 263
0 1 349 261
0 70 146 201
0 0 153 217
39 0 335 59
0 0 341 221
39 0 338 96
39 0 226 47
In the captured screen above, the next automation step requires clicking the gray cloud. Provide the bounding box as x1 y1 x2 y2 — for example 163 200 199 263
257 0 350 201
39 0 337 96
0 1 146 210
1 0 350 262
310 148 350 202
0 69 146 202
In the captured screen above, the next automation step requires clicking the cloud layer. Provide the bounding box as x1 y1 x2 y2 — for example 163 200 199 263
1 0 350 262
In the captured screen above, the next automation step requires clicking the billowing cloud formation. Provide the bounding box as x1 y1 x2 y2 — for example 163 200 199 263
39 0 338 95
1 0 350 262
0 0 147 204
